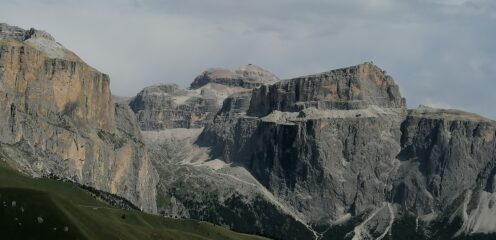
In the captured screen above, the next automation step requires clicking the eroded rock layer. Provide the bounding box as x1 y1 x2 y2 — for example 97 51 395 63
247 62 405 117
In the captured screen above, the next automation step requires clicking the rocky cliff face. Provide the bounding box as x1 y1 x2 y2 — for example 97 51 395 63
393 107 496 215
0 23 157 213
247 63 405 117
129 65 278 130
196 62 496 239
199 62 407 223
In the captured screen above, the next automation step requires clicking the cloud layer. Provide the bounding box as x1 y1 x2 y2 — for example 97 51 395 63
1 0 495 118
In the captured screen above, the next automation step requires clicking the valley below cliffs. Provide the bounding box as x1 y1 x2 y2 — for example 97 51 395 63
1 22 496 240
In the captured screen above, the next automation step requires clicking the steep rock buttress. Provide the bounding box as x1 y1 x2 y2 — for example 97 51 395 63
0 23 157 213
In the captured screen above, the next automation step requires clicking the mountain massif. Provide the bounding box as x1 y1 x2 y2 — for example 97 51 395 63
1 23 495 240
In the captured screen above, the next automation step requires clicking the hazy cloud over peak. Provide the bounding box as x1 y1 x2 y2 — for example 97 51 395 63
1 0 495 118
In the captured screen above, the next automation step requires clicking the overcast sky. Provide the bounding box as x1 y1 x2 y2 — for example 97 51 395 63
1 0 495 118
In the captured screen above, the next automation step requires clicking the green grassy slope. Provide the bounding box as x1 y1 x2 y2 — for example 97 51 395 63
0 162 269 240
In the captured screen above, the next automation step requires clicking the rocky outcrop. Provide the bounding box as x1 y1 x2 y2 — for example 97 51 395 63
190 64 279 89
130 84 219 129
218 92 253 116
0 23 157 213
247 62 405 117
129 65 279 130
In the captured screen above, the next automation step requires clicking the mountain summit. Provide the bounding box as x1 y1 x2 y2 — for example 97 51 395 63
190 64 279 89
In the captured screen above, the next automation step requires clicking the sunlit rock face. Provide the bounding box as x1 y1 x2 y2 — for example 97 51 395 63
0 23 157 213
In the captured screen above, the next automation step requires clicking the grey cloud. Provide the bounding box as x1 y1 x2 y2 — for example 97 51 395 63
1 0 495 118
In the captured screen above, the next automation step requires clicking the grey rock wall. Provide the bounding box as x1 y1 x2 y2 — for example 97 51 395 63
199 63 407 223
392 107 496 215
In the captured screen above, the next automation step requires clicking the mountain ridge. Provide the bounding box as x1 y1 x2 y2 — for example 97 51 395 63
1 22 495 240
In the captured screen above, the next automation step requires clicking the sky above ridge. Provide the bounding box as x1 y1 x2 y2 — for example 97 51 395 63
1 0 495 119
